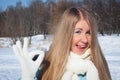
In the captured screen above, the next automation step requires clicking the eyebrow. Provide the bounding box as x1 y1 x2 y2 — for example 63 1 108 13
74 28 83 31
74 28 90 32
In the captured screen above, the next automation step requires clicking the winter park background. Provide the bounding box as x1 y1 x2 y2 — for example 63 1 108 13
0 34 120 80
0 0 120 80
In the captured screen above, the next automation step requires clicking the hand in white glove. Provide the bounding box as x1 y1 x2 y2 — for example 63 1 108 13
13 38 45 80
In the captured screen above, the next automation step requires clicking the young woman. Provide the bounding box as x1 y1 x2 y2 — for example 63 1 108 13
13 7 112 80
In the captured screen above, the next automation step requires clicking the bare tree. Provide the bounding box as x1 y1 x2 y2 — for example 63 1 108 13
83 0 120 35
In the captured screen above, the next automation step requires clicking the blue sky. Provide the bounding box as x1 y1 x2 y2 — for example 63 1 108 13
0 0 31 11
0 0 40 11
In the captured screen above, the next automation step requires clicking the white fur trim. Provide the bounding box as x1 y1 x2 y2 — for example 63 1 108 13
61 49 99 80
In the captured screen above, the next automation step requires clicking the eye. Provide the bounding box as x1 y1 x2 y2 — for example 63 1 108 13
74 29 81 34
86 31 91 35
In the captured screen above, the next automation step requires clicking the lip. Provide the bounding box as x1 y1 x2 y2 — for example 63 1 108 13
76 44 86 53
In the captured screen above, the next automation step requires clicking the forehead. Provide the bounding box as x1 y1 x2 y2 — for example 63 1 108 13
75 19 90 31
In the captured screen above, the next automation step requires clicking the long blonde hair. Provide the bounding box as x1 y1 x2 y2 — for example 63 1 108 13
39 7 112 80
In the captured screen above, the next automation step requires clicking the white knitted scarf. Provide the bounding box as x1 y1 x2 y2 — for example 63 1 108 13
61 49 99 80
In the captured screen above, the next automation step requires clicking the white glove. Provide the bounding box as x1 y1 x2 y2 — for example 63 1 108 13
13 38 45 80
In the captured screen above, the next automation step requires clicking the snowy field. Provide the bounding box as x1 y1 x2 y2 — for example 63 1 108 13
0 34 120 80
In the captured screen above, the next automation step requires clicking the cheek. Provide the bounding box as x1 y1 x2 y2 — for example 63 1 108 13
71 36 77 49
71 35 78 45
88 37 91 46
71 37 75 47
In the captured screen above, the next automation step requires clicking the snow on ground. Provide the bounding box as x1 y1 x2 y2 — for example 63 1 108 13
98 34 120 80
0 34 120 80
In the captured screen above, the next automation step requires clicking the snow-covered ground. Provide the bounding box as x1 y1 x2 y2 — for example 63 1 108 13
0 34 120 80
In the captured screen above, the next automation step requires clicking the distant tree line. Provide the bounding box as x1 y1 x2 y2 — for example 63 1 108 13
83 0 120 36
0 0 120 38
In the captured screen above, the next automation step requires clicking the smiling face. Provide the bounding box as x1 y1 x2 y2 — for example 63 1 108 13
71 19 91 55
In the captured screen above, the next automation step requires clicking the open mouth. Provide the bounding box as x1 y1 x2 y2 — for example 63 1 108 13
76 44 86 49
75 44 87 53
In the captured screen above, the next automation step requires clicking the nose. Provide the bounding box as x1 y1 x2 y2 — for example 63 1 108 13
81 34 88 43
